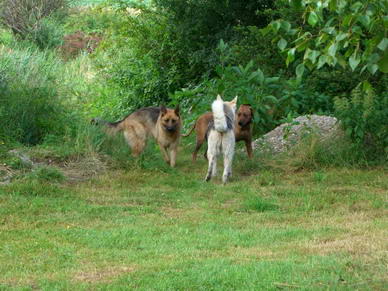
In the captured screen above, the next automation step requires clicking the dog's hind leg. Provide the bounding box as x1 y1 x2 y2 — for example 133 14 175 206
203 144 208 161
123 123 147 157
205 131 218 181
205 153 216 181
222 132 235 184
193 136 205 162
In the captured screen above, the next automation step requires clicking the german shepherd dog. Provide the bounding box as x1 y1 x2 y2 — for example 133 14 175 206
183 104 253 161
92 106 181 167
205 95 237 184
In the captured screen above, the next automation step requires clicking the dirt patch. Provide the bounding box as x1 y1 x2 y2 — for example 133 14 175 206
74 265 135 283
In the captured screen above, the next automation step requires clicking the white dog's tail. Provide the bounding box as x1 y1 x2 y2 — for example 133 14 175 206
212 95 228 132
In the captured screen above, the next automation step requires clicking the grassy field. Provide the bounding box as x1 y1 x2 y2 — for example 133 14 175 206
0 138 387 290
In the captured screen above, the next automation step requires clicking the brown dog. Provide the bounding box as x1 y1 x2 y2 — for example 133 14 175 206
92 106 181 167
183 104 253 161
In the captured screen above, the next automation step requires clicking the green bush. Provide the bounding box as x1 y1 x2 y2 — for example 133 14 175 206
0 47 73 145
334 83 388 161
30 16 64 49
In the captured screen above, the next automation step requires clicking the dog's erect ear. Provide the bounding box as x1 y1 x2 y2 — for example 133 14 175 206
216 94 223 101
174 104 180 116
231 96 238 104
160 105 167 115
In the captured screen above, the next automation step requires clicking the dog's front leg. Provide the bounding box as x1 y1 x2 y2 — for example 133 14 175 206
245 139 253 159
159 143 171 165
169 145 177 167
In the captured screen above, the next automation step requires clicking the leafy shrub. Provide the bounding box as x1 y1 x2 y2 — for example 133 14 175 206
86 0 278 115
30 16 65 49
0 47 73 145
334 83 388 161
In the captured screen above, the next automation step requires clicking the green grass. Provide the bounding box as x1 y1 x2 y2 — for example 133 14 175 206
0 139 387 290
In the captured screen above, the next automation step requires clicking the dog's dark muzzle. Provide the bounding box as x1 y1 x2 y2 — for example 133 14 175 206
165 126 176 132
238 120 250 127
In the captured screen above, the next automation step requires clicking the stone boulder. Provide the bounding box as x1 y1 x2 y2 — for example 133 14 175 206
253 115 341 153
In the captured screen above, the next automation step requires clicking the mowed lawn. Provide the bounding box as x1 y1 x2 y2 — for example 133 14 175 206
0 139 387 290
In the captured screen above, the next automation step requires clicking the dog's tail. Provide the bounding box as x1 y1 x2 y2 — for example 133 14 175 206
181 123 196 137
91 117 124 134
212 95 228 132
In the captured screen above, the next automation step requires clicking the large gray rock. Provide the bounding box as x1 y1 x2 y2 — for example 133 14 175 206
253 115 341 153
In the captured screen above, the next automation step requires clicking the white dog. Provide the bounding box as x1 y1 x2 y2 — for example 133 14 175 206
205 95 237 184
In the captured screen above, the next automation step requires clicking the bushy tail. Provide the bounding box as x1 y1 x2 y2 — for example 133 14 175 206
212 97 227 132
90 117 124 134
181 123 195 137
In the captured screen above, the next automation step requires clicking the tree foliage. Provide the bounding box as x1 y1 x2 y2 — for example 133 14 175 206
265 0 388 78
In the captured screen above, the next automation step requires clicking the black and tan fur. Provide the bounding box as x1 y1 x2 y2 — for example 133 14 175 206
92 106 181 167
183 104 253 161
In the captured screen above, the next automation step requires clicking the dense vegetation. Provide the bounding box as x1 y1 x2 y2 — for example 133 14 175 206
0 0 386 162
0 1 387 289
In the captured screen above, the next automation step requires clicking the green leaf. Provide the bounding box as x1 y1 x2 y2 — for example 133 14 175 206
317 55 328 69
308 11 319 27
362 81 373 94
322 26 335 35
377 49 388 73
351 2 364 12
337 0 347 10
316 32 328 46
367 64 379 75
337 54 347 68
328 42 338 57
358 15 371 29
286 48 296 67
349 52 361 71
304 49 320 64
377 38 388 51
277 38 288 51
281 21 291 32
287 29 298 36
296 63 305 79
261 25 272 36
256 69 265 84
342 15 353 27
335 32 348 42
272 21 281 32
290 0 303 9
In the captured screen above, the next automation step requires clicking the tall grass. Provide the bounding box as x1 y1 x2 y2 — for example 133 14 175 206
0 39 105 147
0 46 69 144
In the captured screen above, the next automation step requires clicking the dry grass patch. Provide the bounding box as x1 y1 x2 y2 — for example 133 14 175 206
73 265 135 283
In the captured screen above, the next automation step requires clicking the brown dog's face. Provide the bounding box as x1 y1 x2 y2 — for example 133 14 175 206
236 104 253 127
160 105 180 132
